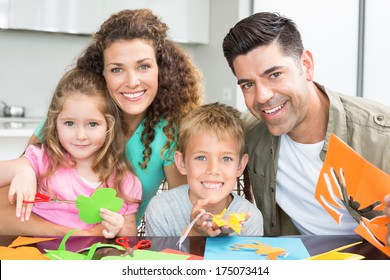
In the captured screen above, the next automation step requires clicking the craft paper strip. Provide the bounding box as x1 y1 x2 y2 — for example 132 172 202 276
307 251 364 260
0 246 50 260
315 134 390 257
204 236 310 260
306 241 364 260
8 236 57 248
177 208 247 250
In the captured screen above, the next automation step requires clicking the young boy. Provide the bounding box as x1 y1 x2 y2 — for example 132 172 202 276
145 102 263 236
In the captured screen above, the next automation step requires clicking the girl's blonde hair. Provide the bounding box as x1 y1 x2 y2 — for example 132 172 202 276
178 102 245 158
40 68 137 203
77 9 203 169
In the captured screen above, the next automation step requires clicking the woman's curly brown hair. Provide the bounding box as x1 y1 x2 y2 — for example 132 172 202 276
76 9 203 169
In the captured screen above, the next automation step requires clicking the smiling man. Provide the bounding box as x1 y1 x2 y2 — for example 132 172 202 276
222 12 390 237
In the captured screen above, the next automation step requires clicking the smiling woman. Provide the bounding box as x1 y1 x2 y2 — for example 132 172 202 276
75 9 204 227
0 9 203 236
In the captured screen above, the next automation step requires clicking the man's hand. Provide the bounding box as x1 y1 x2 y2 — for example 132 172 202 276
383 194 390 246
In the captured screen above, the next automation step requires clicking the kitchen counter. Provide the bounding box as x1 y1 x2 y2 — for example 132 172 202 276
0 117 42 137
0 117 43 159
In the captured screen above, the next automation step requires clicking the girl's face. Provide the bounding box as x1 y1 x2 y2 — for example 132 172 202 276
103 39 159 122
56 94 107 165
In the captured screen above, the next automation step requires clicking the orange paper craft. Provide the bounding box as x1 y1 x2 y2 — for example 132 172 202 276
0 246 50 260
231 241 286 260
161 248 203 260
315 134 390 257
8 236 57 248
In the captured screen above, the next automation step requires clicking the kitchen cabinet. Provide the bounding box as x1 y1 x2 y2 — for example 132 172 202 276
0 0 209 44
102 0 209 44
6 0 103 34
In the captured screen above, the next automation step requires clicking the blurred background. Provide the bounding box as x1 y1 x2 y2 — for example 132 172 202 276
0 0 389 159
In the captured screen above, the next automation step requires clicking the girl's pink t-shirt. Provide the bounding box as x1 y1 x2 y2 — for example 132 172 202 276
24 145 142 230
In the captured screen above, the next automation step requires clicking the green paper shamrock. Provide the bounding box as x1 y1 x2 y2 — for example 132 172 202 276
76 188 123 224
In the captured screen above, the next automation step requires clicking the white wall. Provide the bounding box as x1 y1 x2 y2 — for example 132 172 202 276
363 0 390 106
193 0 251 110
0 30 90 117
254 0 359 98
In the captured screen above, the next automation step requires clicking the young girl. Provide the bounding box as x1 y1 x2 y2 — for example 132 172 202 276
0 68 142 238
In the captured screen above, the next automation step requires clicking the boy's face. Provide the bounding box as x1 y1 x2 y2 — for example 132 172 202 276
174 131 248 208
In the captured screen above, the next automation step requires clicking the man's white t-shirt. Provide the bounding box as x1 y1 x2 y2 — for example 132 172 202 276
275 134 357 235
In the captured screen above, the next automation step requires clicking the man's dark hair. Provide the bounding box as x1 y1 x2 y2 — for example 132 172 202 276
222 12 304 74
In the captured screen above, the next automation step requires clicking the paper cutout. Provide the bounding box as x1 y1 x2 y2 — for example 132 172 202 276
231 240 286 260
161 248 203 260
177 210 209 250
44 229 94 260
43 229 121 260
306 241 364 260
76 188 123 224
315 134 390 257
101 249 190 260
0 236 58 260
177 208 247 250
204 236 310 260
212 208 247 234
8 236 57 248
0 246 50 260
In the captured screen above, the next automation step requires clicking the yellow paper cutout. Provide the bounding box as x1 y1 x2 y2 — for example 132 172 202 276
0 246 50 260
212 208 247 234
8 236 57 248
315 134 390 257
306 241 364 260
231 240 286 260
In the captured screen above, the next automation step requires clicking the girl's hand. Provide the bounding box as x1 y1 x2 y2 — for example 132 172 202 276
8 163 37 222
100 208 124 239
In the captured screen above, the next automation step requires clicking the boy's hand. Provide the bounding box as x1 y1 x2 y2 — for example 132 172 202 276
8 165 37 222
189 199 221 237
384 194 390 246
100 208 124 239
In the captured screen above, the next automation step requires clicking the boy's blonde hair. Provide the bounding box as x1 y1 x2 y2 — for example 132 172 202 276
178 102 245 158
